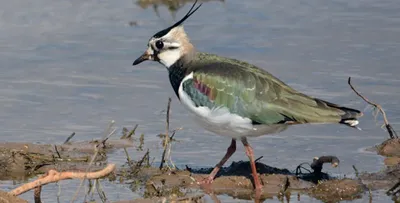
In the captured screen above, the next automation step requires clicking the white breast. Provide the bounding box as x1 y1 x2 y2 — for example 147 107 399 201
177 72 289 139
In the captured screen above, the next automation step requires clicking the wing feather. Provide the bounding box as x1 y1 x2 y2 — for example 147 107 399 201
181 53 362 125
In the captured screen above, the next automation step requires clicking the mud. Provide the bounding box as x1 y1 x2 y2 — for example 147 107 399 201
356 138 400 191
0 190 27 203
144 170 311 199
377 138 400 157
360 163 400 190
137 160 364 202
2 135 400 202
115 194 205 203
309 179 364 202
0 136 134 180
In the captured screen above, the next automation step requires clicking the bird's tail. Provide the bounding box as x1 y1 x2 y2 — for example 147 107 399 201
317 98 364 129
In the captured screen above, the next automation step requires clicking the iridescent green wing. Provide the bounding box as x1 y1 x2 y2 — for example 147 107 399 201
182 53 360 125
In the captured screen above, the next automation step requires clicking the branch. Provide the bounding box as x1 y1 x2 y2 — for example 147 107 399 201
311 156 340 173
9 164 116 196
387 180 400 196
72 120 116 202
160 97 172 170
348 77 398 139
64 132 76 144
34 185 42 203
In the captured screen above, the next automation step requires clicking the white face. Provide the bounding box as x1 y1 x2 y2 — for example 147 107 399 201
148 30 183 68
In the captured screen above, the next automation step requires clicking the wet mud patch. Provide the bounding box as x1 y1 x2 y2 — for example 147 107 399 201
360 138 400 190
360 162 400 190
0 137 134 180
309 179 364 202
115 194 205 203
144 170 311 200
0 190 28 203
3 124 399 202
134 160 364 202
376 138 400 202
377 138 400 158
1 139 394 203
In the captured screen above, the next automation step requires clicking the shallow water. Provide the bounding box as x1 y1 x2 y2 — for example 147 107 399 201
0 0 399 202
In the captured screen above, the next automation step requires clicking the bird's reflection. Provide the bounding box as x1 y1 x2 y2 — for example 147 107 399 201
135 0 224 20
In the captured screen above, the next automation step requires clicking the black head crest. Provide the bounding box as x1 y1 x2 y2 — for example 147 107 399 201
152 0 202 38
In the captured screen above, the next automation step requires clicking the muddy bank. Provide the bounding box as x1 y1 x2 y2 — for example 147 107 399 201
115 194 205 203
117 160 363 202
115 146 400 202
376 138 400 167
144 170 312 199
377 138 400 157
0 137 134 180
309 179 364 202
0 190 27 203
0 140 373 203
359 138 400 191
360 164 400 191
4 138 400 202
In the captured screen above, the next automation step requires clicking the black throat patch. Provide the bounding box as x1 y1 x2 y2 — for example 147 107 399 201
168 58 188 100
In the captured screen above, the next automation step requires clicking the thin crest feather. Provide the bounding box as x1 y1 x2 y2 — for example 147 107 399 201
171 0 202 28
152 0 202 38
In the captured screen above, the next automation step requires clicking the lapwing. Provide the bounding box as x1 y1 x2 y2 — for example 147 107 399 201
132 0 363 192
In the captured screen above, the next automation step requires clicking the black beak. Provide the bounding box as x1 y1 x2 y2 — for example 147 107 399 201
132 50 152 66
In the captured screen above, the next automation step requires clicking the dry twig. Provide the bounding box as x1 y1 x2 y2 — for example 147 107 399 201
295 155 339 175
348 77 398 139
158 98 183 170
54 145 61 159
64 132 76 144
311 156 339 173
352 165 359 177
160 98 173 170
124 148 135 170
138 134 144 151
71 120 117 202
121 124 138 139
9 164 116 196
387 181 400 196
34 185 42 203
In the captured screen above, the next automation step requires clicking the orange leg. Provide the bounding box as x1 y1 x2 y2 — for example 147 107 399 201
198 139 236 185
241 137 263 191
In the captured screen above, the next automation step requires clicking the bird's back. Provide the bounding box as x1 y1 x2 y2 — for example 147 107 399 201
175 52 363 128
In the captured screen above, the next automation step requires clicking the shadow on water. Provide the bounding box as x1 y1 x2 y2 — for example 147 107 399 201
187 158 334 185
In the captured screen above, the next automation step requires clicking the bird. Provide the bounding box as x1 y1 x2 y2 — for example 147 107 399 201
132 0 363 192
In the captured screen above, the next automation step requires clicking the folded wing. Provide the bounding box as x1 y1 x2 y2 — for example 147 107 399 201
182 56 362 126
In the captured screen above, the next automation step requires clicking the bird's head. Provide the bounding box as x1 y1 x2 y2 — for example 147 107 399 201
132 0 202 68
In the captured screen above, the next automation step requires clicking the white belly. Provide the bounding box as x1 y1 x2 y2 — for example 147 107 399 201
188 112 289 139
178 72 289 139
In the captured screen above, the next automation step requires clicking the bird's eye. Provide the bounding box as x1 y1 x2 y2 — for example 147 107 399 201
155 40 164 49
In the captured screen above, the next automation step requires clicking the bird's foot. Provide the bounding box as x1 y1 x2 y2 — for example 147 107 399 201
196 175 214 186
252 173 264 192
195 176 215 194
255 184 263 194
253 187 263 203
